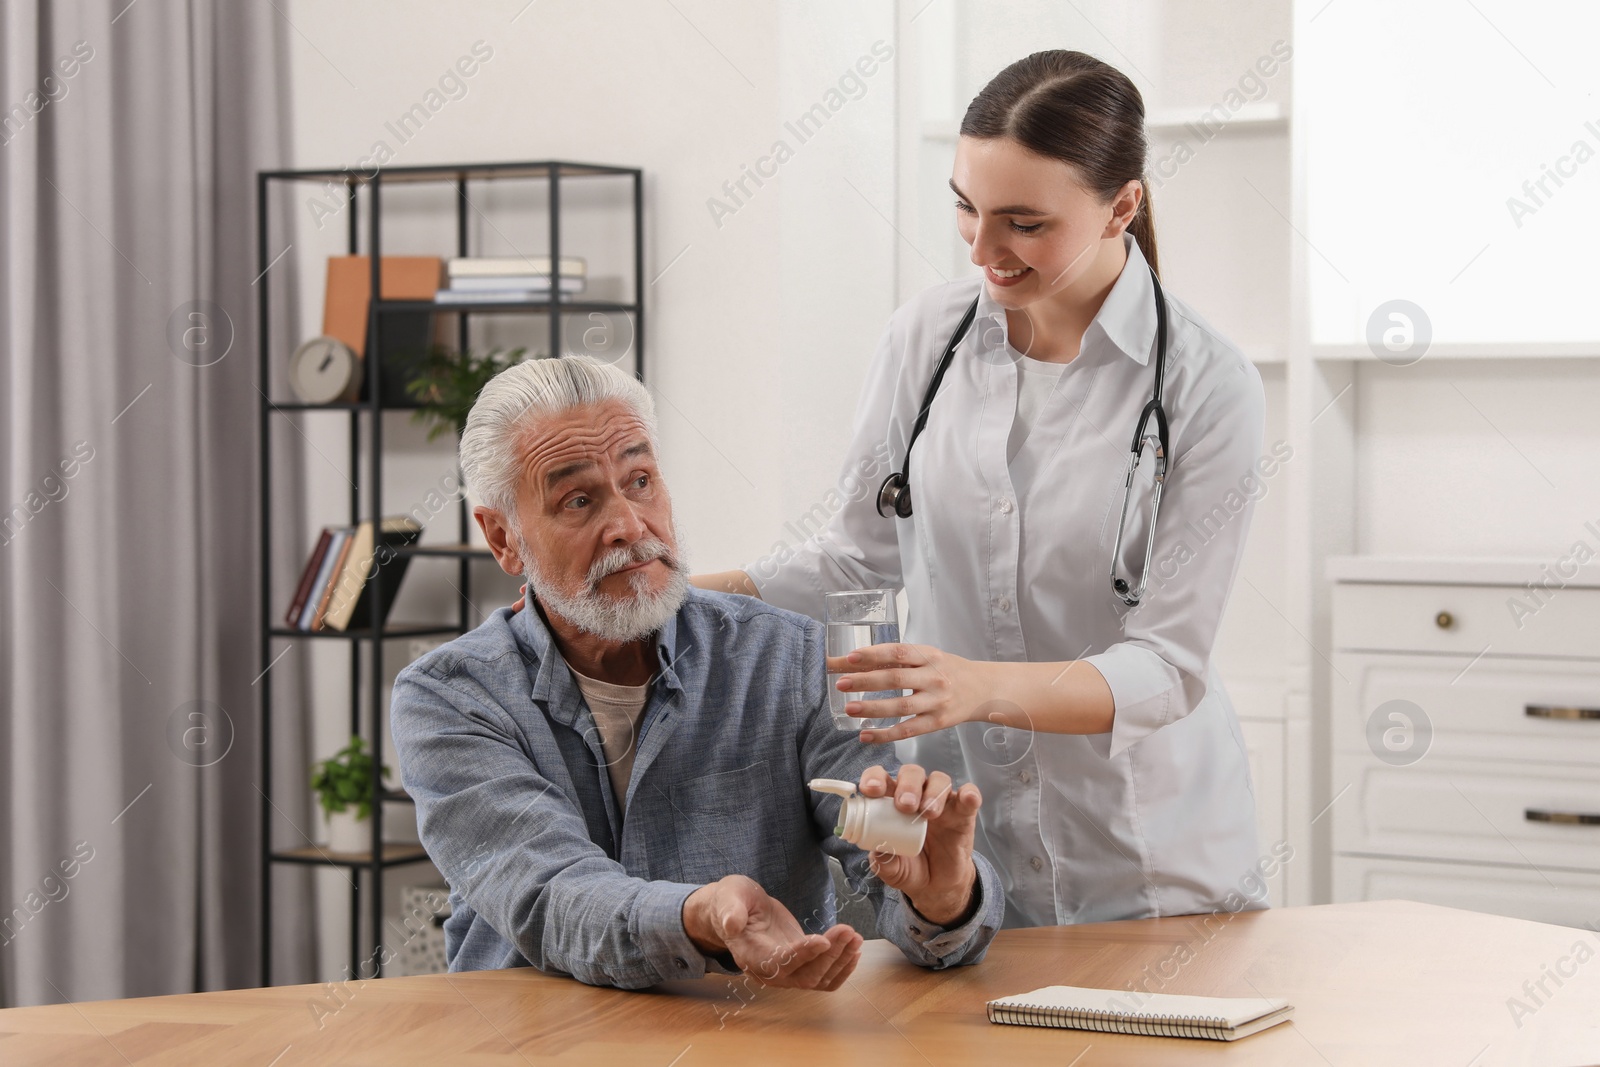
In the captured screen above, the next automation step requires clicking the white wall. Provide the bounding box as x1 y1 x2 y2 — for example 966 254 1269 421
285 0 903 569
1356 360 1600 556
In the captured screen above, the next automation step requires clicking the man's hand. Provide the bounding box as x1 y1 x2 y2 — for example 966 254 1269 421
682 875 862 991
856 764 981 927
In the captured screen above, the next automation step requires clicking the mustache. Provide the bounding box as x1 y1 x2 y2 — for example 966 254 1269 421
585 537 678 588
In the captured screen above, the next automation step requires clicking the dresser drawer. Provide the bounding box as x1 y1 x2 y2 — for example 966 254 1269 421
1332 581 1600 658
1331 654 1600 764
1333 854 1600 930
1330 755 1600 873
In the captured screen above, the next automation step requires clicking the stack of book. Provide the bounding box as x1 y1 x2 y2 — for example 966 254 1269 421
434 256 587 304
284 517 424 632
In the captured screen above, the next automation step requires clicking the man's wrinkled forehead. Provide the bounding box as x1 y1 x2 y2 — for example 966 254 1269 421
515 403 655 495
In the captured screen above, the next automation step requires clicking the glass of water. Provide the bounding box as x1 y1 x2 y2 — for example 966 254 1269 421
824 589 903 732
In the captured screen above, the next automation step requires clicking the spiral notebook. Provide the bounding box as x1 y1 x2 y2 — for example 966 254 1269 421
986 985 1294 1041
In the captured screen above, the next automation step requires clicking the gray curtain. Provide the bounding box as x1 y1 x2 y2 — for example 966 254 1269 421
0 1 315 1006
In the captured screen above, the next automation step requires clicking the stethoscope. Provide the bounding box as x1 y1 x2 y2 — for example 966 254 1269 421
876 266 1170 607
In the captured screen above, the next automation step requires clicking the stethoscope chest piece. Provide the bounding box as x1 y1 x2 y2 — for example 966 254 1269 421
876 472 913 518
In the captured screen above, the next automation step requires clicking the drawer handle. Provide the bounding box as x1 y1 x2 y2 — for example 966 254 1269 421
1525 704 1600 721
1525 808 1600 826
1435 611 1454 630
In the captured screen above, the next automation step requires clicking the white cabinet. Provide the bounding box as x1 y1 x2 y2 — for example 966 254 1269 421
1334 855 1600 932
1329 560 1600 929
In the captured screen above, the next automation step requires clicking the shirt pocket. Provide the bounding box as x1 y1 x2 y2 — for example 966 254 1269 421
669 759 792 892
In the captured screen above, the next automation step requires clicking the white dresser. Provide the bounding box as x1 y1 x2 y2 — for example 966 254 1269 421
1328 557 1600 930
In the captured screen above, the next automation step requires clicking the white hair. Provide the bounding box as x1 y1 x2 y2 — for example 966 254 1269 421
459 355 656 519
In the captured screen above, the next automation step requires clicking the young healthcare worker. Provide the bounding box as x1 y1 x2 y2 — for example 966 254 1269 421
697 50 1270 928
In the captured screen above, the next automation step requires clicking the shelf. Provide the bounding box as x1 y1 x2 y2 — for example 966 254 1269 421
265 399 425 413
268 623 465 640
1144 101 1288 133
271 844 431 868
1312 342 1600 362
260 160 640 185
378 299 639 315
1325 555 1600 590
920 105 1289 143
257 155 644 987
267 400 363 412
399 542 496 559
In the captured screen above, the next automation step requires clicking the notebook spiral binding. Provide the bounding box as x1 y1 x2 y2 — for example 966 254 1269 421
986 1002 1237 1040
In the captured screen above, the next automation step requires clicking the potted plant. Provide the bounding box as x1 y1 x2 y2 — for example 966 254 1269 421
406 345 529 549
311 735 391 854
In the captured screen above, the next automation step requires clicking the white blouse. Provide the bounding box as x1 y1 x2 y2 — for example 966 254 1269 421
748 233 1268 927
1006 354 1066 463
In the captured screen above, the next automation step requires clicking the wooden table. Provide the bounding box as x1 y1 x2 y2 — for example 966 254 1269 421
3 901 1598 1066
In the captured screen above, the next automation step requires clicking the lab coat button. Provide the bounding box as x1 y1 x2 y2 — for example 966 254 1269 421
997 596 1012 612
1018 770 1031 784
998 498 1013 514
1030 855 1044 872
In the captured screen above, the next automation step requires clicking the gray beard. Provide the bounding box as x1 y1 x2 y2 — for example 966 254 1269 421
519 526 690 643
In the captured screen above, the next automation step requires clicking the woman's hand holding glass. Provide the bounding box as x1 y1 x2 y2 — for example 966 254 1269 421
831 642 1117 740
829 643 1003 743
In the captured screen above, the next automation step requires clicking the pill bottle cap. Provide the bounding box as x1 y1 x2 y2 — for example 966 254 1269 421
808 778 858 799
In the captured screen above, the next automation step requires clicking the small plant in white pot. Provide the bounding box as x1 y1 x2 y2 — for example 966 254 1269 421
311 736 391 854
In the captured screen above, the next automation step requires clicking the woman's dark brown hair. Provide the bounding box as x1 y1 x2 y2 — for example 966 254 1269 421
959 50 1158 276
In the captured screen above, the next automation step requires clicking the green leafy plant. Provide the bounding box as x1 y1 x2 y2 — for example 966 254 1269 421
310 736 391 820
405 344 530 441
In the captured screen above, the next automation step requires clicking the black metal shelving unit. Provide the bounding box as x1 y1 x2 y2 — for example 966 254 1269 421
256 160 644 986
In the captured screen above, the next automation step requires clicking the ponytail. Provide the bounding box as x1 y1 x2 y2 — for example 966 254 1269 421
1128 179 1159 276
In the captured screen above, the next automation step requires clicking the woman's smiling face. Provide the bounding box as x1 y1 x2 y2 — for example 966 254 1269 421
951 135 1139 311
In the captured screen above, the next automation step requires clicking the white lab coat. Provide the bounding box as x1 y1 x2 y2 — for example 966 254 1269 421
748 233 1267 927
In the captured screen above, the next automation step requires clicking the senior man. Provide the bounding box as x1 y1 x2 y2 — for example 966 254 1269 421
391 355 1002 990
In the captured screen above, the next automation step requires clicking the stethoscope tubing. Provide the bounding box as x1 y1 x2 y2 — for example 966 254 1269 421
877 267 1170 606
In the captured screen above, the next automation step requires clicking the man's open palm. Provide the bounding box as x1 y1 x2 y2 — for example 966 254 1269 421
685 875 862 991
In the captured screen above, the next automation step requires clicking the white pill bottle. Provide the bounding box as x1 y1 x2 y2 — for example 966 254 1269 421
809 778 927 856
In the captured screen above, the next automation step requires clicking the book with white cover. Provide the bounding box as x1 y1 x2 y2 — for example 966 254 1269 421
446 256 586 278
986 985 1294 1041
445 275 586 293
434 287 583 304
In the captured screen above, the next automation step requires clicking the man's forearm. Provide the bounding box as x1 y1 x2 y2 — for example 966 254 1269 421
874 852 1003 970
906 860 980 927
682 882 721 952
682 881 738 969
521 871 717 988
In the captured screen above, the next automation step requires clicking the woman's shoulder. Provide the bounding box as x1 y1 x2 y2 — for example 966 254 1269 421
885 275 987 355
1161 288 1264 418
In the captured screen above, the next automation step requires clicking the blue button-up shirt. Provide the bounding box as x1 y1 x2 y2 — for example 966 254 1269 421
391 587 1003 988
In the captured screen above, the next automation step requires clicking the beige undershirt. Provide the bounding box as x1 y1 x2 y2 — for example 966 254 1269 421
566 661 650 812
